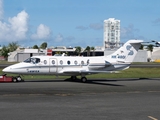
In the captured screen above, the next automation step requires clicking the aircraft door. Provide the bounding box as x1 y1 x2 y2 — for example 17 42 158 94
49 59 57 73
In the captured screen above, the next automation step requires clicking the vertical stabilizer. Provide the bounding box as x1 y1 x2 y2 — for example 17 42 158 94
109 40 143 63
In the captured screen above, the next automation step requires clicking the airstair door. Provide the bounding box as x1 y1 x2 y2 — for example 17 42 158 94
49 59 57 73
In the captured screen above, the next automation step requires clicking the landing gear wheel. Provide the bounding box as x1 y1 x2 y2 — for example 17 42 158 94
81 77 87 83
12 77 17 82
17 76 22 82
16 76 22 82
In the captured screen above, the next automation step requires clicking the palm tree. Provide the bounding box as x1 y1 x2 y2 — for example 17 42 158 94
147 44 153 54
8 42 19 52
90 46 95 56
85 46 90 56
40 42 47 49
0 45 10 60
33 45 39 49
0 42 19 60
139 45 144 50
147 44 153 62
75 46 82 56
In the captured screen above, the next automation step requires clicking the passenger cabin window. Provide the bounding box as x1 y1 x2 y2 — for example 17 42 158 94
60 60 63 65
52 60 55 65
67 61 71 65
74 60 78 65
81 61 84 65
87 59 89 65
24 58 40 64
44 60 47 64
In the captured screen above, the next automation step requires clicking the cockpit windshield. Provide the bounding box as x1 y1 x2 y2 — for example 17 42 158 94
24 58 40 64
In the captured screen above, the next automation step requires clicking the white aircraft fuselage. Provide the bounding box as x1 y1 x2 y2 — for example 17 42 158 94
2 40 143 82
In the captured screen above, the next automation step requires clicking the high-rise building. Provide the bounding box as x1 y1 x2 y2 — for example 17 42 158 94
104 18 120 48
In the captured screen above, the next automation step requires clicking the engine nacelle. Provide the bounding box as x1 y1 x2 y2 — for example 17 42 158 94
88 59 111 70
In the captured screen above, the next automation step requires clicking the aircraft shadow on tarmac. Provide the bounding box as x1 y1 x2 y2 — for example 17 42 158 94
25 79 123 86
24 77 159 86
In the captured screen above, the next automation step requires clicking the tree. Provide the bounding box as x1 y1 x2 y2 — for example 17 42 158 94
85 46 90 56
40 42 47 49
90 46 95 56
147 44 153 53
55 51 62 55
0 42 19 60
139 45 144 50
75 46 82 56
147 44 154 62
33 45 39 49
8 42 19 52
0 45 10 60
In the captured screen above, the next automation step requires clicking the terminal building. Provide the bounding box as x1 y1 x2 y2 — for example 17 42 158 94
7 46 104 62
7 45 148 63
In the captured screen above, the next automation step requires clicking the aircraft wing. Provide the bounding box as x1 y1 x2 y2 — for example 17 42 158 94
59 69 119 75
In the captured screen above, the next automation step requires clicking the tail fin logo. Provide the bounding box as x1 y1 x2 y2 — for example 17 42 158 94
126 45 134 56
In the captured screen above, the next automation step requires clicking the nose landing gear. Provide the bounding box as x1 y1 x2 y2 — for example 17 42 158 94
16 76 23 82
12 76 24 82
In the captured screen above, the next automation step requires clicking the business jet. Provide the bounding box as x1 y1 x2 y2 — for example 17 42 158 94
2 39 143 82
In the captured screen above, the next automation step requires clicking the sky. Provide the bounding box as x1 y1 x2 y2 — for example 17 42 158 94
0 0 160 48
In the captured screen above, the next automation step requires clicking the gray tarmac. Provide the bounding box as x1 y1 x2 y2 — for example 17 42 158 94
0 78 160 120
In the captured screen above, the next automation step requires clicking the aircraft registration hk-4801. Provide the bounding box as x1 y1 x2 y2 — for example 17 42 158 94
3 40 143 82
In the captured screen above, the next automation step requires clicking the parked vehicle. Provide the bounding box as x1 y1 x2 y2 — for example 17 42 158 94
0 74 23 82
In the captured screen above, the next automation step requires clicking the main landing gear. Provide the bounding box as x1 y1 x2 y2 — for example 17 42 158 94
81 77 87 83
70 76 87 83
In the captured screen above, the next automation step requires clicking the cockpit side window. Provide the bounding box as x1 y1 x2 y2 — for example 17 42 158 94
24 58 31 63
24 58 40 64
35 58 40 63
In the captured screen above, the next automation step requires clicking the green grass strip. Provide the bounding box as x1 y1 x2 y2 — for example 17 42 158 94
0 68 160 80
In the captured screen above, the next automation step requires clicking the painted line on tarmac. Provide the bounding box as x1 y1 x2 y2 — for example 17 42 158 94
148 116 158 120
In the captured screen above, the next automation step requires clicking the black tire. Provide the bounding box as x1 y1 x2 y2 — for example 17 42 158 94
17 76 22 82
12 77 17 82
71 76 77 80
81 77 87 83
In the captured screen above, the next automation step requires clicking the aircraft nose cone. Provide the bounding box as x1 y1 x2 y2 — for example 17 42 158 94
2 67 10 73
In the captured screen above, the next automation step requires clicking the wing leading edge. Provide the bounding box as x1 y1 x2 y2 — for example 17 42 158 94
61 70 119 75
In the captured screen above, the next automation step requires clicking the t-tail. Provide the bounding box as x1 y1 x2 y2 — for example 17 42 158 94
108 40 143 63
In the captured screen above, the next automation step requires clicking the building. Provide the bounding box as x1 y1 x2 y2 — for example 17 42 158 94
8 48 45 62
104 18 120 48
148 47 160 62
7 46 104 62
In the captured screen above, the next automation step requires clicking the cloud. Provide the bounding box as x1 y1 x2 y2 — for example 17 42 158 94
152 18 160 25
76 23 103 31
54 34 64 42
9 10 29 39
31 24 52 40
0 0 29 42
89 23 103 30
121 24 140 39
0 0 52 44
0 10 29 42
66 36 75 41
52 34 76 46
76 25 88 30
